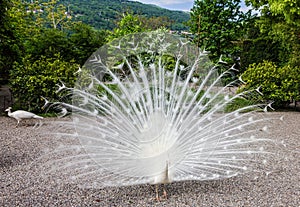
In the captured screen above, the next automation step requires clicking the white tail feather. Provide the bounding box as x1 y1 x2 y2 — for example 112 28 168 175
43 31 274 188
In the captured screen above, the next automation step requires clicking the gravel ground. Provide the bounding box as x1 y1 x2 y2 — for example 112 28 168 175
0 112 299 207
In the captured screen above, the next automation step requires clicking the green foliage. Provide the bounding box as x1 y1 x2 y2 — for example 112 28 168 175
224 97 259 112
23 24 108 66
21 0 73 31
106 13 148 42
239 0 300 115
138 16 174 30
189 0 253 60
24 28 70 61
240 60 300 107
10 54 79 112
0 0 23 84
0 1 78 83
247 0 300 25
246 0 300 67
1 0 107 90
69 23 108 65
239 17 281 71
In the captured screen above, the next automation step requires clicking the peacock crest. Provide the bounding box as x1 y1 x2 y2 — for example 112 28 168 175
42 31 273 189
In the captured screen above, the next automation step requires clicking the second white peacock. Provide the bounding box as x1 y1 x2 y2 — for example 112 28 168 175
5 107 43 127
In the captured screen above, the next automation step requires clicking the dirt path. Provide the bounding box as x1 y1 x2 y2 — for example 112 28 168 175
0 112 299 206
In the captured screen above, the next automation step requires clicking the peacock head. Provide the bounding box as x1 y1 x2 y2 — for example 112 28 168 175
5 107 12 112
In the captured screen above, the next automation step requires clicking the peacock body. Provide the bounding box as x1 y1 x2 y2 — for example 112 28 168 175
5 107 43 127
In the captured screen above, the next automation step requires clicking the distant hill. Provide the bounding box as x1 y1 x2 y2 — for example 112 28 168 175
60 0 190 31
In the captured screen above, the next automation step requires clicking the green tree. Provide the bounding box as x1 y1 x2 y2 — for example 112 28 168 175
138 16 173 30
106 13 148 42
24 28 70 61
1 0 73 65
22 0 72 30
69 22 108 65
239 16 281 71
189 0 253 60
246 0 300 67
23 23 108 65
4 0 107 65
0 0 19 84
247 0 300 25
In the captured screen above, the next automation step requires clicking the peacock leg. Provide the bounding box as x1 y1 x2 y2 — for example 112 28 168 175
155 184 160 201
162 184 167 199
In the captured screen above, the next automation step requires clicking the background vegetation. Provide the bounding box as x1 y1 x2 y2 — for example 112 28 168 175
0 0 299 113
59 0 190 31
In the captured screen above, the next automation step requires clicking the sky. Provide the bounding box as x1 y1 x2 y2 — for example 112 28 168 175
132 0 251 12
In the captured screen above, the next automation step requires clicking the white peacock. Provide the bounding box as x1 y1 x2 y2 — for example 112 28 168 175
47 31 272 200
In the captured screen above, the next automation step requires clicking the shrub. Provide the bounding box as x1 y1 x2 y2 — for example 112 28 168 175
10 54 79 113
240 60 300 108
224 97 259 112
